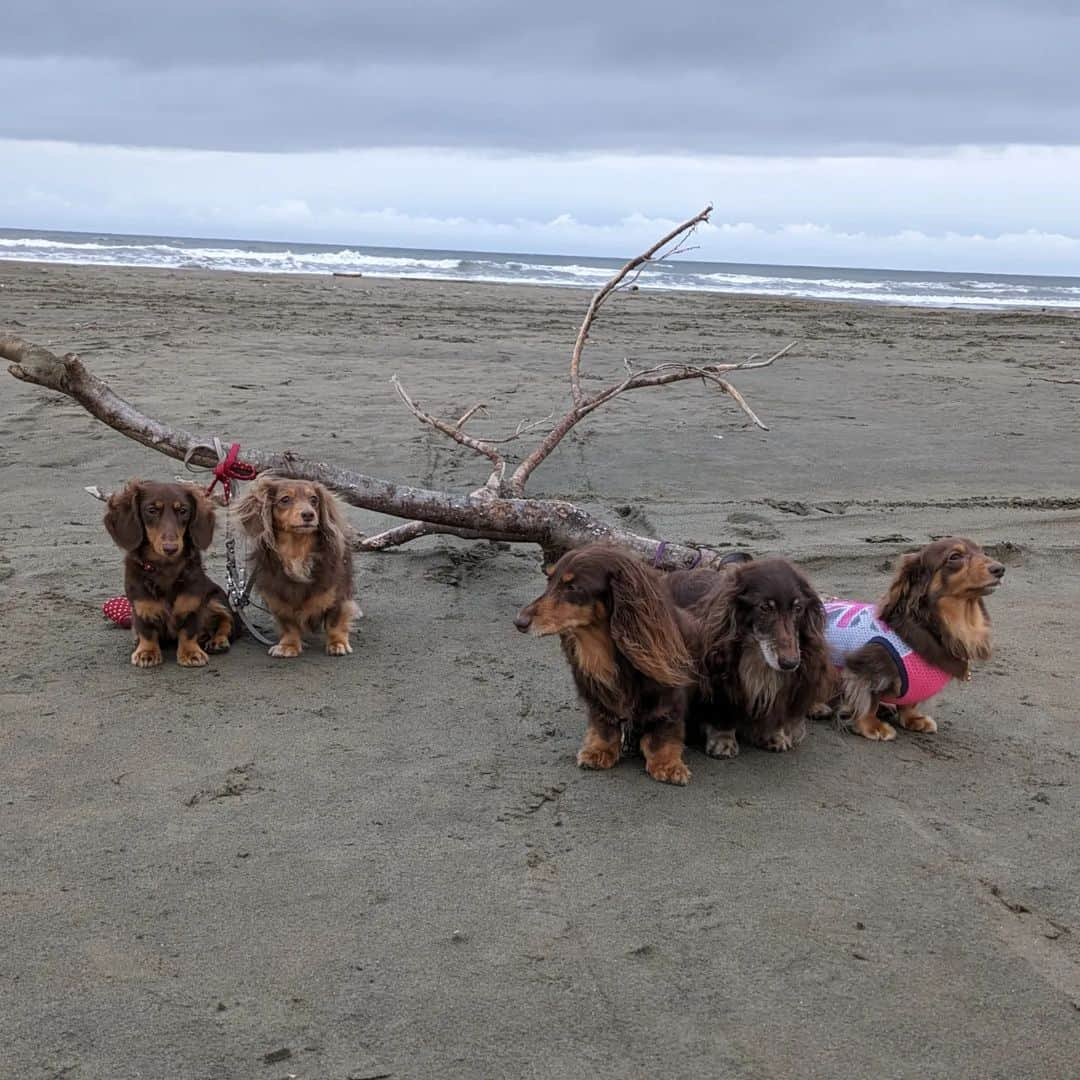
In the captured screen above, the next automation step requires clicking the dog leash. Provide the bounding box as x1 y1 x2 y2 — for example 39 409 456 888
182 439 276 646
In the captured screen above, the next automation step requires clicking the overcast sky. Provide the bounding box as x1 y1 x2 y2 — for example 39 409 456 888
3 1 1079 272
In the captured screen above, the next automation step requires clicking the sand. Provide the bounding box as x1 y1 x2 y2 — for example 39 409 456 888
2 260 1079 1079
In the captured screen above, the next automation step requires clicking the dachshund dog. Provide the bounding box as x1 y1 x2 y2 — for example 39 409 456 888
687 558 831 758
824 537 1004 741
104 480 233 668
235 475 357 659
515 544 698 785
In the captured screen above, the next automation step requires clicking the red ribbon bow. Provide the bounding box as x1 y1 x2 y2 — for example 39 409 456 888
205 442 257 504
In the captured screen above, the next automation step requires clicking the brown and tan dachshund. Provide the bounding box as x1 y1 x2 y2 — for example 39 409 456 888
235 475 357 659
677 558 832 758
827 537 1004 740
515 544 698 785
104 480 234 668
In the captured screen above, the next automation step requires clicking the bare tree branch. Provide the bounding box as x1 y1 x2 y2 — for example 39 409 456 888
357 520 522 551
569 204 713 406
391 376 504 470
455 402 487 428
507 341 794 494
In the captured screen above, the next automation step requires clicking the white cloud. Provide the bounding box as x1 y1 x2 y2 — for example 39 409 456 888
2 140 1079 274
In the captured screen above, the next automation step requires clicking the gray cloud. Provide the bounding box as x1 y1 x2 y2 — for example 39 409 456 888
4 1 1080 153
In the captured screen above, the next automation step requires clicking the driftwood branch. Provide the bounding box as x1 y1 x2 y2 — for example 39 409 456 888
3 336 728 569
2 207 796 568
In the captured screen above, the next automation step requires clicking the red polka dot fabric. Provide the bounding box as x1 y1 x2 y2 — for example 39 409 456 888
103 596 132 628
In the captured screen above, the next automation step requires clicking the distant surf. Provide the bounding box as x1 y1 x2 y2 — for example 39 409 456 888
2 227 1078 310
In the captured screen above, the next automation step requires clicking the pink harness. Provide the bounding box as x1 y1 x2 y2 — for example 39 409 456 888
823 600 952 707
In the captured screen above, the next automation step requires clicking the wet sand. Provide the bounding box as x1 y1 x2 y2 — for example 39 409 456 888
2 261 1079 1079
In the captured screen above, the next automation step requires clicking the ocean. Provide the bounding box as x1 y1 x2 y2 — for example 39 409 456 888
1 227 1078 310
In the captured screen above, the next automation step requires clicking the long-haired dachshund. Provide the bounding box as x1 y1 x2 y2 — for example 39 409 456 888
687 558 831 758
235 475 357 659
824 537 1004 740
104 480 234 668
514 544 698 785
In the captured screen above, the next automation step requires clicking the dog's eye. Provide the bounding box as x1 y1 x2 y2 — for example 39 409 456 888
948 551 964 564
278 496 292 506
145 506 159 516
178 506 189 517
792 600 802 613
309 496 319 507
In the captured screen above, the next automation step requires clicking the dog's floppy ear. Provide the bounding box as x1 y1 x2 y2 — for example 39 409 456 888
188 487 217 550
314 482 349 563
104 481 144 551
879 550 931 625
235 474 277 549
699 569 742 673
608 553 694 687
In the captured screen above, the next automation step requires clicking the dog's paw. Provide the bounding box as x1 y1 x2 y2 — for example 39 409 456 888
207 636 231 654
269 642 302 659
704 729 739 759
854 714 897 741
577 745 619 771
900 710 937 734
177 644 209 668
326 639 353 656
758 728 796 753
130 643 162 668
646 757 691 786
808 701 834 721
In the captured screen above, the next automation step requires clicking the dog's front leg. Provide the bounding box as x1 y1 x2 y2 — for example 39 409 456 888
205 601 233 654
269 619 303 659
323 602 355 657
752 712 808 753
897 702 937 733
701 721 740 759
130 600 164 668
175 595 209 667
851 705 897 741
640 707 691 786
577 710 622 771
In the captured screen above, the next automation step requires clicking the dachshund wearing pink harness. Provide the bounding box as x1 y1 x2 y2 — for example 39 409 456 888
823 538 1004 741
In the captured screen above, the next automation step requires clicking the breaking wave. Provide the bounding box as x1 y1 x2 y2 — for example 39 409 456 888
2 229 1078 309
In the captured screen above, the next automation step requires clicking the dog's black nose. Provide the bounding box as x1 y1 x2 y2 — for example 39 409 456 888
163 542 180 554
301 510 316 523
989 562 1005 579
514 613 532 633
778 656 800 671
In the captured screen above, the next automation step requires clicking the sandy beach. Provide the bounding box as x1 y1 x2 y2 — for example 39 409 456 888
2 260 1079 1079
